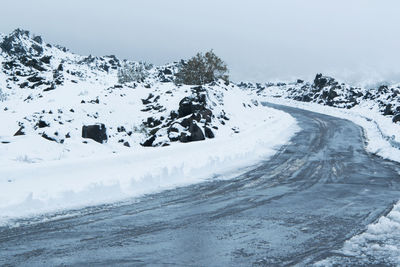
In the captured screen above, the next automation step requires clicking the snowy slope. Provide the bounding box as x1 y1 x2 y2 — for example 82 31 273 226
0 29 299 222
0 29 293 165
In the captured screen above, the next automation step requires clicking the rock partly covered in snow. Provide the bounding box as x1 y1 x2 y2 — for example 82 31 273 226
0 28 276 166
82 124 107 144
242 73 400 120
0 30 302 221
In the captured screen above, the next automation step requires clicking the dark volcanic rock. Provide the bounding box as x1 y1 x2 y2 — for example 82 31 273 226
179 120 205 143
383 104 394 116
294 95 312 102
188 122 205 142
41 133 56 142
178 94 207 118
117 126 126 132
144 117 162 128
19 82 29 88
33 35 43 44
27 75 44 83
141 135 156 147
141 98 152 105
37 120 49 128
0 29 31 56
181 115 200 128
313 74 337 90
327 89 338 100
168 92 212 143
82 124 107 143
178 97 193 117
204 126 215 139
40 55 51 64
179 133 189 143
167 124 181 142
14 126 25 136
393 114 400 123
200 109 212 122
31 43 43 55
20 57 46 71
163 68 172 75
43 84 56 92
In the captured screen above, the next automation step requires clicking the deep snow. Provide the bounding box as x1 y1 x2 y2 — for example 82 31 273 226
0 106 298 223
0 29 300 223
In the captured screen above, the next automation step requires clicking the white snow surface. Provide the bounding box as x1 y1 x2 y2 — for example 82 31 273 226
315 204 400 266
0 104 298 223
0 30 300 223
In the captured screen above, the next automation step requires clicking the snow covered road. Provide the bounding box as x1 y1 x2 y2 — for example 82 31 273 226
1 103 400 266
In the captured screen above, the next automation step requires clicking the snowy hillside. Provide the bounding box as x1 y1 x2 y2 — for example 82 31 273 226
0 29 299 221
0 29 293 166
242 74 400 114
242 74 400 151
244 73 400 120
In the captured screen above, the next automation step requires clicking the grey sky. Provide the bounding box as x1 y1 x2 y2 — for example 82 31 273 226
1 0 400 86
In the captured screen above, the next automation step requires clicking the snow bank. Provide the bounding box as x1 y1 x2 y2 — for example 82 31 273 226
315 202 400 266
338 204 400 265
0 106 299 223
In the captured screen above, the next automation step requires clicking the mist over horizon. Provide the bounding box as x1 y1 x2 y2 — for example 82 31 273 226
1 0 400 87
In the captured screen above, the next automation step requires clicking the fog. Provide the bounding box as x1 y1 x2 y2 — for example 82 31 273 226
1 0 400 86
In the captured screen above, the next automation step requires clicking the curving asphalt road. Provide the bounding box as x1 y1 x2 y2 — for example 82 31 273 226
1 103 400 266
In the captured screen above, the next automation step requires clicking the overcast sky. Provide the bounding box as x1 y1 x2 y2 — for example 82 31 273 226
1 0 400 86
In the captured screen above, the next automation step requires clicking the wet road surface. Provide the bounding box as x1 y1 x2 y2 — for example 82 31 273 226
1 103 400 266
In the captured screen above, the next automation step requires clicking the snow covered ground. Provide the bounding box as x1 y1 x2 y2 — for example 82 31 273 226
0 105 298 223
315 203 400 266
0 29 300 223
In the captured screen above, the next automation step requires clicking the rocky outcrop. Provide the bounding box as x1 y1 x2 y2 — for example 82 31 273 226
173 119 205 143
393 114 400 123
141 135 156 147
82 124 107 143
204 126 215 138
168 90 213 143
37 120 49 128
14 126 25 136
247 73 400 123
383 104 394 116
137 85 218 147
313 74 338 90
